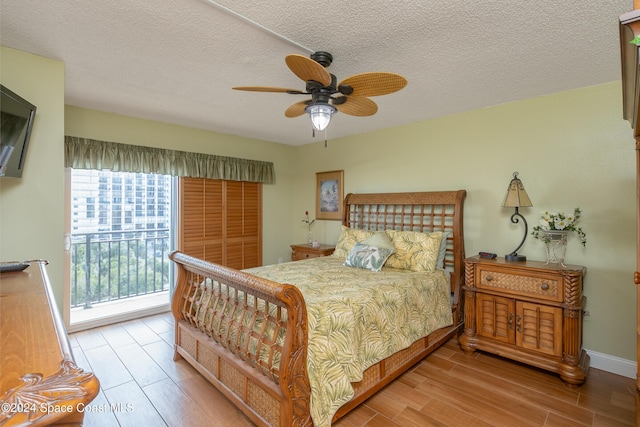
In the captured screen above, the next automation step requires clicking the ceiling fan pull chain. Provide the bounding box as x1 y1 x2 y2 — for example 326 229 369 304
324 129 328 148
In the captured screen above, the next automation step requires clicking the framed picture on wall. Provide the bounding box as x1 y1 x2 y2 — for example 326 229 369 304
316 170 344 220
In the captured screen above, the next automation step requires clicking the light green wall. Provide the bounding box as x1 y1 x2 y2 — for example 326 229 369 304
0 47 65 309
293 81 636 361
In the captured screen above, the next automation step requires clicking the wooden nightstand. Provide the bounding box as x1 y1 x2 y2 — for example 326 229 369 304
459 256 589 386
290 243 335 261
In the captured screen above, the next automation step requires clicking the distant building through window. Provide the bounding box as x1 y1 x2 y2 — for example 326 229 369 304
71 169 171 233
69 169 173 319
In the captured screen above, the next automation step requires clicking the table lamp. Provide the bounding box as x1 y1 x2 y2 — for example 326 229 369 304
502 171 533 262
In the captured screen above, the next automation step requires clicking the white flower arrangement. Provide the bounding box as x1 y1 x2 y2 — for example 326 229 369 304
531 208 586 247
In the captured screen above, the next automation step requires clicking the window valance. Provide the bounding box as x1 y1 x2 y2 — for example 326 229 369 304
64 136 275 184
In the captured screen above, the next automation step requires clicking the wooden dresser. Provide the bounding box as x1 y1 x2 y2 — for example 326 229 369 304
0 261 99 426
459 256 588 386
290 243 335 261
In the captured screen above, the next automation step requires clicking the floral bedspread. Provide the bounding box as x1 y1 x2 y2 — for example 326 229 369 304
244 256 453 426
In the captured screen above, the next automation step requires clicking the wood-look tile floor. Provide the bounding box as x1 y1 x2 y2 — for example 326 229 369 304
70 312 636 426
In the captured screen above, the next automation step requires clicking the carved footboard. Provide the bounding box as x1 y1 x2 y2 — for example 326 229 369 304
169 251 311 427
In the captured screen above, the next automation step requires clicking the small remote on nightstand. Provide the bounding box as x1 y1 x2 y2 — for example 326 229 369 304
478 252 497 259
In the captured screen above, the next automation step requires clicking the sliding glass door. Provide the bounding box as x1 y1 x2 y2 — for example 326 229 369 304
66 169 174 330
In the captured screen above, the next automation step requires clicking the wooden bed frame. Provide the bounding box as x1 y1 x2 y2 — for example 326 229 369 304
170 190 466 426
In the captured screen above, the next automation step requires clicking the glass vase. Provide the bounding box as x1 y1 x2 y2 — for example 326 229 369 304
542 230 568 267
308 229 313 245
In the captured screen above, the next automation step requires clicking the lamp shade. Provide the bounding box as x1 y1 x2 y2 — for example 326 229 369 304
502 172 533 208
306 103 336 132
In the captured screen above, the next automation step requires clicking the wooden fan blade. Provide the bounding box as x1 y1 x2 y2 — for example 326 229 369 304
335 96 378 116
339 72 407 97
285 100 309 117
285 54 331 87
233 86 304 94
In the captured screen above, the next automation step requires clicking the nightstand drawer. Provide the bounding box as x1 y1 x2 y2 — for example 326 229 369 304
290 244 335 261
477 268 562 302
292 250 323 261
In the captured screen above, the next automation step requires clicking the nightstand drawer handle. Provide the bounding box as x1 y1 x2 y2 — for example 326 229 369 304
540 283 549 291
486 275 493 282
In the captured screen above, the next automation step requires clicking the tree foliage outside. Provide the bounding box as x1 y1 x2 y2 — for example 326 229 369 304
70 231 170 308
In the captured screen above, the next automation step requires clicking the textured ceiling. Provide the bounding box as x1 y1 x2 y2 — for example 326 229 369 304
0 0 633 146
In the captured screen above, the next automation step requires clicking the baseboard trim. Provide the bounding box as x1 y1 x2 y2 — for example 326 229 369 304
68 304 170 333
586 348 636 379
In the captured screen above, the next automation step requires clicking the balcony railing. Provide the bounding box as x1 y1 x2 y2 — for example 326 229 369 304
70 229 171 309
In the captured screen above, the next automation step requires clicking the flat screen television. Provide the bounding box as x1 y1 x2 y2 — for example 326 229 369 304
0 84 37 178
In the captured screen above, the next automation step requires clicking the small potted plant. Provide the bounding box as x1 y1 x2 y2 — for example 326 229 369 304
531 208 586 265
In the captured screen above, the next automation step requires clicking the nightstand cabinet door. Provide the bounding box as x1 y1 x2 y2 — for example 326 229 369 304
476 296 563 357
476 294 515 344
516 301 563 357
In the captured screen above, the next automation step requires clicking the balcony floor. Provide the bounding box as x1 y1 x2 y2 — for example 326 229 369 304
69 291 170 333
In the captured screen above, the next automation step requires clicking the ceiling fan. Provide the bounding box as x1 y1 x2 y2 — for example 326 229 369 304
232 51 408 135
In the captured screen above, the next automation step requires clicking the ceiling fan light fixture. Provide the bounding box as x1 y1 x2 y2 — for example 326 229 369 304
306 103 336 132
233 51 408 137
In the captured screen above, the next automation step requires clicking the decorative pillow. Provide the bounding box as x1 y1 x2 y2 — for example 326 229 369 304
361 231 395 252
332 226 375 259
436 230 452 269
385 230 444 272
343 242 395 272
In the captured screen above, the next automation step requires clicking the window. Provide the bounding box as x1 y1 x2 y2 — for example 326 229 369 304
68 169 173 320
64 136 273 330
